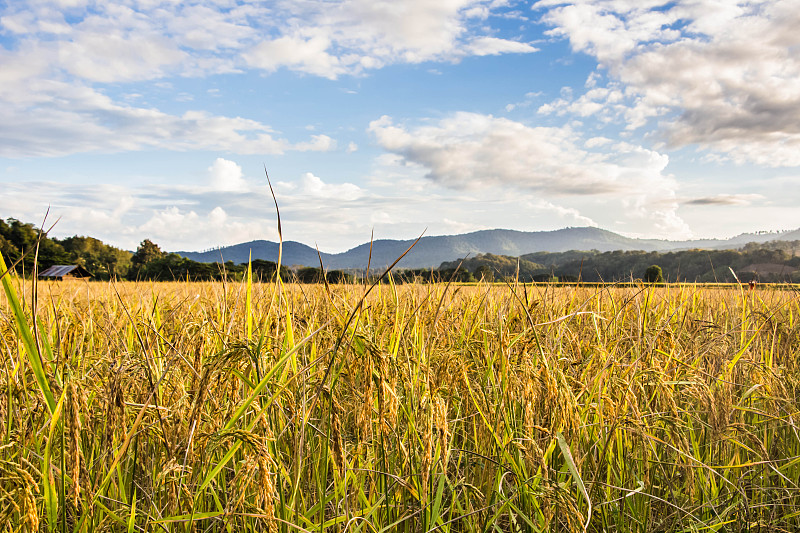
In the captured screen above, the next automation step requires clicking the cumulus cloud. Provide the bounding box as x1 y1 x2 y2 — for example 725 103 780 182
239 2 540 77
536 0 800 167
243 31 347 79
319 0 535 66
369 112 689 237
0 156 692 251
0 170 379 251
281 172 365 201
208 158 248 192
0 179 280 251
369 112 668 195
136 205 277 251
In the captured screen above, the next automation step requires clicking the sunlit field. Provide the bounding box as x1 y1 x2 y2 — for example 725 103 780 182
3 273 800 531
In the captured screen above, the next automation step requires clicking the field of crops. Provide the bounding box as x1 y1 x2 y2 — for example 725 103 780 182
3 268 800 531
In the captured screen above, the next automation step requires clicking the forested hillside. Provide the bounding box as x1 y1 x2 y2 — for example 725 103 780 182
518 247 800 282
437 253 548 282
427 247 800 283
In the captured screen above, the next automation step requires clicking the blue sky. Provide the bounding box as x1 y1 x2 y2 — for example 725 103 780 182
1 0 799 252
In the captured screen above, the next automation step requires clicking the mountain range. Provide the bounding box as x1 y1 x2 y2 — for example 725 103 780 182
175 226 800 270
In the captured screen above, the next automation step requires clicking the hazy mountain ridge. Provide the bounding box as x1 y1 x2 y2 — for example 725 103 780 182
175 227 800 270
177 240 336 268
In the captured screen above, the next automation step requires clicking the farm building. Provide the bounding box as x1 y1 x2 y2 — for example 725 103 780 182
38 265 91 280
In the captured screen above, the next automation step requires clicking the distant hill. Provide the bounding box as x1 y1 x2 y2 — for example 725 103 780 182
177 240 335 267
175 226 800 270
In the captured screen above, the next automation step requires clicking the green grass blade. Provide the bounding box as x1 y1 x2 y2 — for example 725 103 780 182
430 473 447 528
43 390 66 531
199 441 242 492
196 322 328 495
556 431 592 532
223 326 319 432
246 250 253 341
0 252 56 414
127 488 137 533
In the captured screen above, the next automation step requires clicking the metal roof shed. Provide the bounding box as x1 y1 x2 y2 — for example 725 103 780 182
38 265 92 280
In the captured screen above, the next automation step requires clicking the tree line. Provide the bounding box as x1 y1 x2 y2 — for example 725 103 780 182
514 247 800 282
432 253 558 282
129 239 357 282
3 216 799 283
424 248 800 284
0 219 354 283
1 218 131 279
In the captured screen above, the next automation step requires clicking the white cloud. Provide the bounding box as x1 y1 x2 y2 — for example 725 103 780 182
137 206 275 251
0 0 535 157
165 3 258 52
0 159 689 252
371 211 393 224
243 32 347 79
538 84 626 123
584 136 612 148
298 172 365 201
327 0 505 64
58 31 186 83
0 81 338 157
369 112 689 237
466 37 538 56
369 112 665 194
514 197 599 228
208 158 248 192
538 1 681 65
209 206 227 225
294 135 337 152
1 0 536 85
536 0 800 167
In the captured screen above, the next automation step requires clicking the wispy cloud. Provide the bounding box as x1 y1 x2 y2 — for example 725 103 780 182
1 1 536 80
684 194 764 206
0 0 536 158
0 82 335 157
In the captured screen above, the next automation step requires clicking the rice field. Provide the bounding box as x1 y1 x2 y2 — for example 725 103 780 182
3 266 800 531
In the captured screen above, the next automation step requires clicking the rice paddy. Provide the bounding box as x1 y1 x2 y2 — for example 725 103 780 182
3 267 800 531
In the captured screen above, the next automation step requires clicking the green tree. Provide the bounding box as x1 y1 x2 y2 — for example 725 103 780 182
475 264 495 282
326 270 354 284
296 267 323 283
131 239 163 266
251 259 290 282
644 264 663 283
129 239 164 279
57 235 131 279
